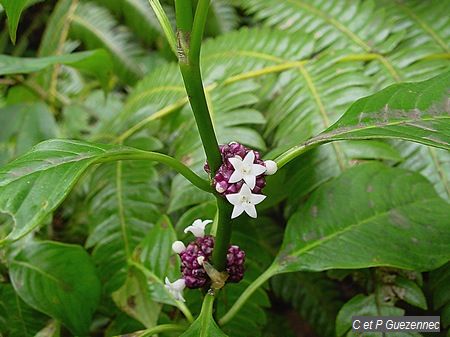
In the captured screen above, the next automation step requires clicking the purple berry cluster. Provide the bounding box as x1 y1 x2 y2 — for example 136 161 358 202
204 142 266 195
178 235 245 288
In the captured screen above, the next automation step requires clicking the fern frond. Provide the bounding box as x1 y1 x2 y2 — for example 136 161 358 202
94 0 165 45
85 157 164 294
271 272 343 337
70 1 145 84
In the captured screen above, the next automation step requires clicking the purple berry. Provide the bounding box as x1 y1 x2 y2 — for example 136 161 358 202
179 235 215 288
226 245 245 283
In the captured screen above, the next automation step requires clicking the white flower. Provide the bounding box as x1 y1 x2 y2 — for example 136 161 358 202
228 151 266 189
184 219 213 237
264 160 278 175
172 241 186 254
226 183 266 219
165 277 186 302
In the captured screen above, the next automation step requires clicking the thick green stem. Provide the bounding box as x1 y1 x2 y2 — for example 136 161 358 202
175 0 193 33
175 0 231 272
138 324 186 337
96 149 211 192
211 198 233 271
178 64 221 173
219 263 278 326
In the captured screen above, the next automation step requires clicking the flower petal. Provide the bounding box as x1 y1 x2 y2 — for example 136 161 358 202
243 151 255 165
243 174 256 189
229 169 243 183
228 157 243 170
250 193 266 204
243 203 257 218
231 204 245 219
251 164 267 176
226 193 242 205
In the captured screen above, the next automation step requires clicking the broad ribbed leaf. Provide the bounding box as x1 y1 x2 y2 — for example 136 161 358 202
9 241 101 336
396 142 450 201
275 163 450 273
0 50 112 88
0 284 48 337
336 295 412 337
276 71 450 166
0 140 115 242
0 139 189 243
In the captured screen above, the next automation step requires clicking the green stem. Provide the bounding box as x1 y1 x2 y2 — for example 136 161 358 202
175 0 193 32
175 0 231 272
129 260 194 323
148 0 177 55
218 263 278 326
96 149 211 192
179 64 221 173
190 0 210 65
136 324 187 337
211 198 233 271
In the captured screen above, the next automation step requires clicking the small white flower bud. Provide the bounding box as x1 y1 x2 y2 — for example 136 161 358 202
197 256 205 266
215 183 226 193
172 241 186 254
264 160 278 175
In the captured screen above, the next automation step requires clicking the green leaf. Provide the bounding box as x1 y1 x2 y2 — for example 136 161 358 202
335 294 405 337
275 163 450 273
180 294 228 337
429 262 450 328
0 103 57 165
276 71 450 167
0 0 41 44
9 241 101 336
0 283 48 337
112 264 161 329
0 140 117 242
0 139 205 243
136 215 179 280
393 276 427 310
0 50 112 89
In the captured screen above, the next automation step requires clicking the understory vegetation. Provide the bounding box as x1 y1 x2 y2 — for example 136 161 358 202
0 0 449 336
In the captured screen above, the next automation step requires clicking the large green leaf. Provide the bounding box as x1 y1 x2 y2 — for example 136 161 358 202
0 139 205 243
112 264 161 329
0 0 42 44
180 294 228 337
9 241 101 336
274 163 450 273
276 71 450 166
0 103 57 165
335 294 420 337
0 50 112 89
0 283 48 337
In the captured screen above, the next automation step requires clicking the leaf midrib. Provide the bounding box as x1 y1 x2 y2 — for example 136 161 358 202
284 196 440 261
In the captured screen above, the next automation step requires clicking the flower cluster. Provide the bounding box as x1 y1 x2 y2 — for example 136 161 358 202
165 219 245 302
205 142 277 219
